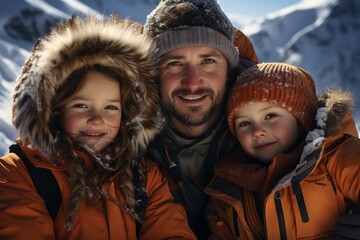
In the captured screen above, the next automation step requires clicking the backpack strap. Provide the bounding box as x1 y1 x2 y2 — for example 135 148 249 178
9 144 62 220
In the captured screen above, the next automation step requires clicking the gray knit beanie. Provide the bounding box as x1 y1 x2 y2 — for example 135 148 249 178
144 0 239 68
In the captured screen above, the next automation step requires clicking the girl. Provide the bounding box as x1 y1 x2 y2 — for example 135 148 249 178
205 62 360 239
0 15 195 239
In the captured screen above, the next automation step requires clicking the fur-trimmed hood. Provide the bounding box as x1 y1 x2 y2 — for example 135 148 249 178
300 87 356 161
316 88 356 138
273 87 357 190
12 15 164 158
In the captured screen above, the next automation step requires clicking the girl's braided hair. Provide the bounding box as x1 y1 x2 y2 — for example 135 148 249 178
51 64 148 230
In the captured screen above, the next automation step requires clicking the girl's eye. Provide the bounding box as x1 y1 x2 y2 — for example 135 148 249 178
265 113 278 120
105 105 120 110
73 103 87 109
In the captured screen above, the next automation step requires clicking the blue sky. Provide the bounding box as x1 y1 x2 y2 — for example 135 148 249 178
218 0 300 25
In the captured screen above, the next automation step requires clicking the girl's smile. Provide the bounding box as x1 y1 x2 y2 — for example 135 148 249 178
62 71 122 153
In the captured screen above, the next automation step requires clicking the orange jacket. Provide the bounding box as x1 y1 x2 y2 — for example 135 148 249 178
205 91 360 239
0 144 196 240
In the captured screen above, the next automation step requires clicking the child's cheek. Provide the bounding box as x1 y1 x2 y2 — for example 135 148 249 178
62 112 86 134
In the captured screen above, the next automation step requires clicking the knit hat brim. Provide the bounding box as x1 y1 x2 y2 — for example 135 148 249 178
227 63 318 135
153 26 239 68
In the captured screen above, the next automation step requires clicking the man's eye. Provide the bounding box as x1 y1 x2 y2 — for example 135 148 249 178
202 58 215 64
167 61 182 66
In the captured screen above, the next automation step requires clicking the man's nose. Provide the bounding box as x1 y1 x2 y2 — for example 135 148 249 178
181 65 202 90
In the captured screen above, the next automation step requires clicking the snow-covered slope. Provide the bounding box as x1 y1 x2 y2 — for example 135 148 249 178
0 0 359 155
243 0 360 122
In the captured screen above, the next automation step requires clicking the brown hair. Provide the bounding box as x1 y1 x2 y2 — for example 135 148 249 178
51 64 144 229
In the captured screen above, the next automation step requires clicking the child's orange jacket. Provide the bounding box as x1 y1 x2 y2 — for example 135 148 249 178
205 89 360 239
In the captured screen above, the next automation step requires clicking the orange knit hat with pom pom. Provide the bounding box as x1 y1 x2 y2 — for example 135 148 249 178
227 62 318 135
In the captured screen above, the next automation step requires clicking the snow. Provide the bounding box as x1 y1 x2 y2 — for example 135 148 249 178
24 0 70 18
243 0 360 120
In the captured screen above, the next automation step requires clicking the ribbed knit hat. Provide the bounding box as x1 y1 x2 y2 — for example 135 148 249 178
144 0 239 68
227 62 318 135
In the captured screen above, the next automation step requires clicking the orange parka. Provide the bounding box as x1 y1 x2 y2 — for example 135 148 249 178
0 144 195 239
205 89 360 239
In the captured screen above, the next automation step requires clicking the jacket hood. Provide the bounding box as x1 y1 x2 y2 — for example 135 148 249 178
297 87 356 162
273 87 356 191
317 88 356 137
12 15 164 157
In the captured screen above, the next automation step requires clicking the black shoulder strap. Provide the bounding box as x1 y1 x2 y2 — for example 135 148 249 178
9 144 62 220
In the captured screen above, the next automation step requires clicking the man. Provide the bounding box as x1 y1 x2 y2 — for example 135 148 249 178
143 0 258 238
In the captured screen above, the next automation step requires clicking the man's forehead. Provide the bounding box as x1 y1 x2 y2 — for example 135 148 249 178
162 46 224 59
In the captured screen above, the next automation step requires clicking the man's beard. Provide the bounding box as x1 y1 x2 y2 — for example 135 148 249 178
161 87 226 127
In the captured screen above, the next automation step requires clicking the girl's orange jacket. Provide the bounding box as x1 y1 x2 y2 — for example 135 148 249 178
0 144 196 240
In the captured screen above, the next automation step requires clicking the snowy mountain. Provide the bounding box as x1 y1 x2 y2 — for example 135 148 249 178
0 0 359 155
243 0 360 118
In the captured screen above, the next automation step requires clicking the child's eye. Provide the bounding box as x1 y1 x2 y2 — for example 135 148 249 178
265 113 278 120
73 103 87 109
238 121 251 128
105 105 120 110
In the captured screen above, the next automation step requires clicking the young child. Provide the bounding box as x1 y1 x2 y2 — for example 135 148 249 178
0 15 195 239
205 62 360 239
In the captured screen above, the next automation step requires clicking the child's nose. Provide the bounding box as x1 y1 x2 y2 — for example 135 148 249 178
88 112 104 125
252 125 266 139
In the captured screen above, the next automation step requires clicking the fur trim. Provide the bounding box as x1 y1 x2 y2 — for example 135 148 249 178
318 88 354 137
12 15 164 157
273 87 355 191
300 87 354 162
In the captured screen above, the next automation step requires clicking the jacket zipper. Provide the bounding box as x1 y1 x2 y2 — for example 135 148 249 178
163 144 177 168
274 190 287 240
216 129 228 161
163 144 183 186
292 180 309 222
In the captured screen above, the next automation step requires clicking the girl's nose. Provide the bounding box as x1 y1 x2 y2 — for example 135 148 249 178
88 112 104 125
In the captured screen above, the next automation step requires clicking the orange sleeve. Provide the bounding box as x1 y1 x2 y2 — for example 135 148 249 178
331 136 360 206
138 159 196 240
234 28 259 64
0 153 55 239
340 113 359 137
